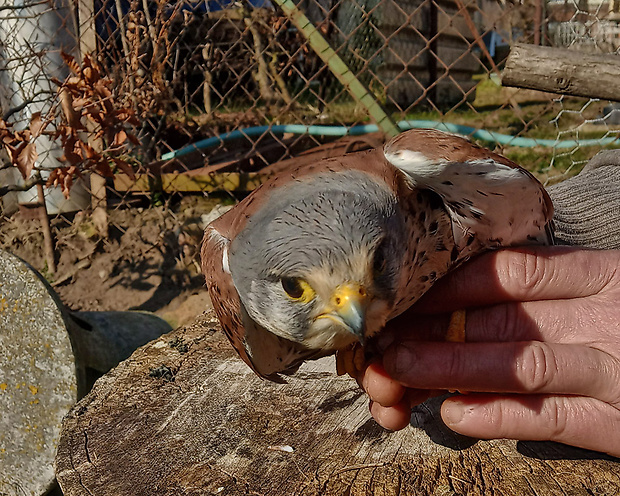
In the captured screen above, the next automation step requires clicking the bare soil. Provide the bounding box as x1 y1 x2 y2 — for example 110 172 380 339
0 195 231 328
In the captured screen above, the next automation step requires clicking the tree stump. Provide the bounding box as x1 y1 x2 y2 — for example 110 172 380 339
0 250 172 496
56 312 620 496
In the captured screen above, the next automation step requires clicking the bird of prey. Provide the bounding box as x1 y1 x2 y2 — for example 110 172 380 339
201 129 553 381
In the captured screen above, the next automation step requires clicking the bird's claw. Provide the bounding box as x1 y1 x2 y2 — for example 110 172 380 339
336 344 366 379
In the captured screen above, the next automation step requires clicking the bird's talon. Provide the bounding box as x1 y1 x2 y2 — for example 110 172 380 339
353 345 366 374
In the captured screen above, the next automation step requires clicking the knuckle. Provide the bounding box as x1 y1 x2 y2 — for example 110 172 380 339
543 397 570 439
446 345 467 383
603 357 620 406
501 250 549 296
515 342 558 393
479 303 522 342
601 251 620 292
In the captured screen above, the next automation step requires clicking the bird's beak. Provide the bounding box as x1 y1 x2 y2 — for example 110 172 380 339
328 283 369 343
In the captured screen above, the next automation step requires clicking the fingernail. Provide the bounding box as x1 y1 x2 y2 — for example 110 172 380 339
442 402 465 426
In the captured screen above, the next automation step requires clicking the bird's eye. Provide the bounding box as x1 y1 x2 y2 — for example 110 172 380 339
373 241 388 276
281 277 312 301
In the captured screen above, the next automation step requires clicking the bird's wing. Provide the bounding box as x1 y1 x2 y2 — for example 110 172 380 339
384 129 554 256
201 225 327 382
201 226 256 372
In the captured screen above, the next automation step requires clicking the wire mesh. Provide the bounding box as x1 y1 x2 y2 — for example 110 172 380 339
0 0 619 310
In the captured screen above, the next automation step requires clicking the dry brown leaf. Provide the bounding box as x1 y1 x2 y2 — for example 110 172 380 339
113 130 127 147
112 157 135 179
61 149 83 165
16 142 38 179
94 80 112 99
93 160 113 177
62 171 73 197
127 133 141 146
81 141 97 159
1 132 16 145
29 112 44 137
14 129 32 142
61 52 81 76
59 88 82 130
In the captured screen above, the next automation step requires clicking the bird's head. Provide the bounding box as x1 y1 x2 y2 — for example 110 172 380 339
227 171 408 352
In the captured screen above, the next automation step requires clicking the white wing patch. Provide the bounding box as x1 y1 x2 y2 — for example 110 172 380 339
222 245 230 274
206 225 231 274
384 149 436 177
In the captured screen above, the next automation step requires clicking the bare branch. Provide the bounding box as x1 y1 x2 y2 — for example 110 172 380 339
0 175 41 196
0 161 15 171
2 95 48 121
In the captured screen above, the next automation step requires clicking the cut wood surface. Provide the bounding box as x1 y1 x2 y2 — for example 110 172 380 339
502 43 620 102
56 312 620 496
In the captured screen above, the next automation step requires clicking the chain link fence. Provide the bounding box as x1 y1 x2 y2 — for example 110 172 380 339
0 0 619 313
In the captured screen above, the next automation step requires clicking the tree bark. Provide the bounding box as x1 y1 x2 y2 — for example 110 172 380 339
502 43 620 102
56 312 620 496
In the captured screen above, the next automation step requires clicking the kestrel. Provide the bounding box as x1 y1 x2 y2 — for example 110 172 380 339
201 129 553 381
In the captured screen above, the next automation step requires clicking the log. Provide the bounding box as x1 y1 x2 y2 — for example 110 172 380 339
502 43 620 102
56 312 620 496
0 250 172 495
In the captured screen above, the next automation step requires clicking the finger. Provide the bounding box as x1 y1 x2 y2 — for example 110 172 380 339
369 400 411 431
386 297 607 345
441 394 620 457
414 247 620 313
383 340 620 404
360 362 406 407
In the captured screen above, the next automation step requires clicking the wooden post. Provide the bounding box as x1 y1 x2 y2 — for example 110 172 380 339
272 0 400 138
534 0 542 45
36 182 56 273
454 0 501 78
78 0 109 237
427 0 438 106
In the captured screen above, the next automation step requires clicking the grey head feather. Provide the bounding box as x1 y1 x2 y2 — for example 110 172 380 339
228 170 408 346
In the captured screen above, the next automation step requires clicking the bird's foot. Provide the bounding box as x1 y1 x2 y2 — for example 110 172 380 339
335 343 366 378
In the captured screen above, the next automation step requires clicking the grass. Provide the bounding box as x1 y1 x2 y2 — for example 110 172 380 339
165 76 620 178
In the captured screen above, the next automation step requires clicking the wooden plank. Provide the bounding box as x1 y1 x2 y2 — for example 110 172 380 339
161 172 268 192
113 173 269 193
502 43 620 102
129 137 384 194
273 0 400 138
77 0 97 55
113 174 156 192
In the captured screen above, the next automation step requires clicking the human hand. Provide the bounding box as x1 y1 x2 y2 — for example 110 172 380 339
359 246 620 457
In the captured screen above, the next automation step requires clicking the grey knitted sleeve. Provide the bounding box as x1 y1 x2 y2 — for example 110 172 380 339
546 150 620 249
